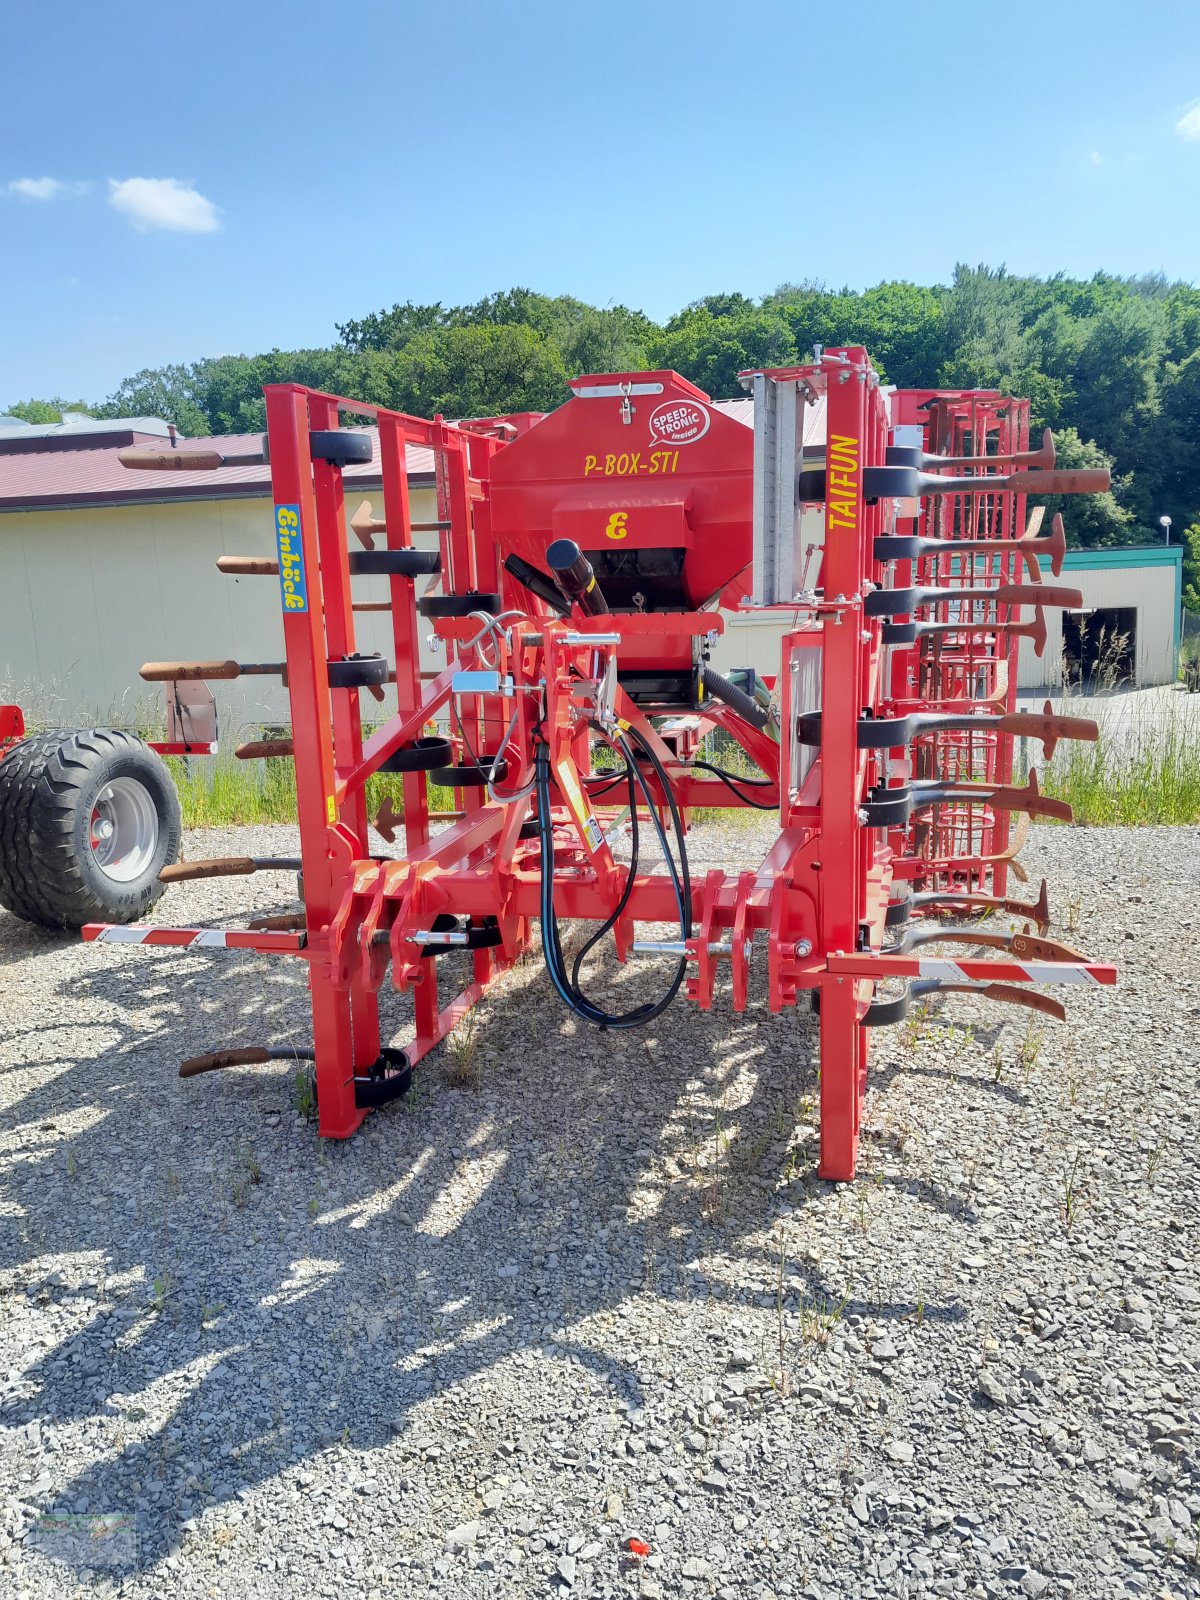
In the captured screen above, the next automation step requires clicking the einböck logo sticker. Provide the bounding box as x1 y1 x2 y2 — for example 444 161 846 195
648 399 710 446
274 503 308 613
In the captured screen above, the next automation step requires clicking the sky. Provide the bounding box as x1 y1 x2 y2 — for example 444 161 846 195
2 0 1199 406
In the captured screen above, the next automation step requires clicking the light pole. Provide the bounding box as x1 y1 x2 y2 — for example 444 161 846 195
1160 514 1172 545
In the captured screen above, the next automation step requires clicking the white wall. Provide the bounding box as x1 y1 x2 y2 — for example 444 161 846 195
0 489 439 739
1016 564 1178 690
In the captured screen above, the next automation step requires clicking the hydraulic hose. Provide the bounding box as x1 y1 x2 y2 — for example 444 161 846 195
535 726 690 1030
701 667 772 731
546 539 609 615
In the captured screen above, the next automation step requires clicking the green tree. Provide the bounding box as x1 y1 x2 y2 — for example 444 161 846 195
1180 521 1200 613
392 323 570 416
2 398 94 423
93 366 210 436
650 307 795 397
1037 428 1135 549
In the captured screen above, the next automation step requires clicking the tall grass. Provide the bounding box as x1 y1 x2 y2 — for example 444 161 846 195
164 755 457 830
1040 703 1200 825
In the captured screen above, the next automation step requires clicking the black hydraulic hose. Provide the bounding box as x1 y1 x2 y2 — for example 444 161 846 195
503 554 570 617
701 667 771 730
546 539 609 615
691 759 777 810
535 731 690 1030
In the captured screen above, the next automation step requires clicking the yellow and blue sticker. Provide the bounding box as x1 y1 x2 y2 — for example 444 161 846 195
275 504 308 613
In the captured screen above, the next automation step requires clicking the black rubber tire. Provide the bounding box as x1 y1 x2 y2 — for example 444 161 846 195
349 549 441 577
429 757 509 788
327 653 389 687
0 729 181 931
379 736 453 773
418 592 502 619
309 430 373 467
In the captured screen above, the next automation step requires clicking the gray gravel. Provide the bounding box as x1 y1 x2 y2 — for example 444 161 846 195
0 819 1197 1598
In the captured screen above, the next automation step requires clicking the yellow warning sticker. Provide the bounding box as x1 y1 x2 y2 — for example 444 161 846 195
556 761 589 827
326 795 337 824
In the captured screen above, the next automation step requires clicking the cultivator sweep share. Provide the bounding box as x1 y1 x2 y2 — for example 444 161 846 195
86 352 1115 1179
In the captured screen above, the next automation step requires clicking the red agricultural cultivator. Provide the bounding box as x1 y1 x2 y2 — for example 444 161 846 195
85 351 1115 1179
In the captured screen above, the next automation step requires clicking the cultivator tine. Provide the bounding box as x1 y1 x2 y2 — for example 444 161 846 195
350 499 386 549
919 427 1056 472
159 856 302 883
920 812 1033 884
895 924 1086 962
247 913 307 932
910 979 1067 1023
350 498 451 551
179 1045 313 1078
374 796 401 843
909 877 1052 933
873 510 1066 578
867 582 1082 617
118 438 268 471
235 738 294 760
217 555 279 576
912 769 1073 823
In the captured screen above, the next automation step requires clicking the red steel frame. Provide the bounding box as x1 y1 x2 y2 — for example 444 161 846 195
83 357 1115 1181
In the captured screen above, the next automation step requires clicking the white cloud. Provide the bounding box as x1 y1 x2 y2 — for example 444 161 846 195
8 177 64 200
1175 102 1200 140
1088 148 1103 167
107 177 219 233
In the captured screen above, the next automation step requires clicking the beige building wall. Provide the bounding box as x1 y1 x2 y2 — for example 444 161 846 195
1015 564 1178 690
0 489 439 738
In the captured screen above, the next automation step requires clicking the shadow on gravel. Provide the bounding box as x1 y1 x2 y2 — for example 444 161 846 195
0 928 970 1579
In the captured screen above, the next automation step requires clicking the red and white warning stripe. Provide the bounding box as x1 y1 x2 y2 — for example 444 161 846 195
827 952 1116 986
83 924 304 953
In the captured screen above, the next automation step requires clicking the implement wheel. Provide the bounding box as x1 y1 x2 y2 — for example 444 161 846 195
0 729 181 931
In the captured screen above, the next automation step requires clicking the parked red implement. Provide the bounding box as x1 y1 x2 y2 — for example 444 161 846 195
83 356 1115 1179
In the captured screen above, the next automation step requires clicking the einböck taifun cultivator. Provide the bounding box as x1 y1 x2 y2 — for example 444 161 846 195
88 352 1116 1179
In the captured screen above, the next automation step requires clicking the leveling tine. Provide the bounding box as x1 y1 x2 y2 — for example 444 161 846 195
180 1045 314 1079
159 856 302 883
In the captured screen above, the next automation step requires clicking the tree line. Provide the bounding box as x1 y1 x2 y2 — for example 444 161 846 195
8 266 1200 603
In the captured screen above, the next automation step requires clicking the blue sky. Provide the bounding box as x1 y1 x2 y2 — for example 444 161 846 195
2 0 1198 406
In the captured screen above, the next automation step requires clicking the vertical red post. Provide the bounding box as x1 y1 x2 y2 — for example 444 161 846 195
264 385 364 1138
817 354 872 1180
309 396 380 1073
378 414 439 1042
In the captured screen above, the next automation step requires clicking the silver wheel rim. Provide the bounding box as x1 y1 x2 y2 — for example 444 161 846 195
88 777 159 883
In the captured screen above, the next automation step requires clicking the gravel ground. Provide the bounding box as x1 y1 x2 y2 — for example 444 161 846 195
0 819 1197 1599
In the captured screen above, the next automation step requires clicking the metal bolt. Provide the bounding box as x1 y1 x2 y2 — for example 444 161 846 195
794 939 813 957
743 939 753 959
857 808 869 824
